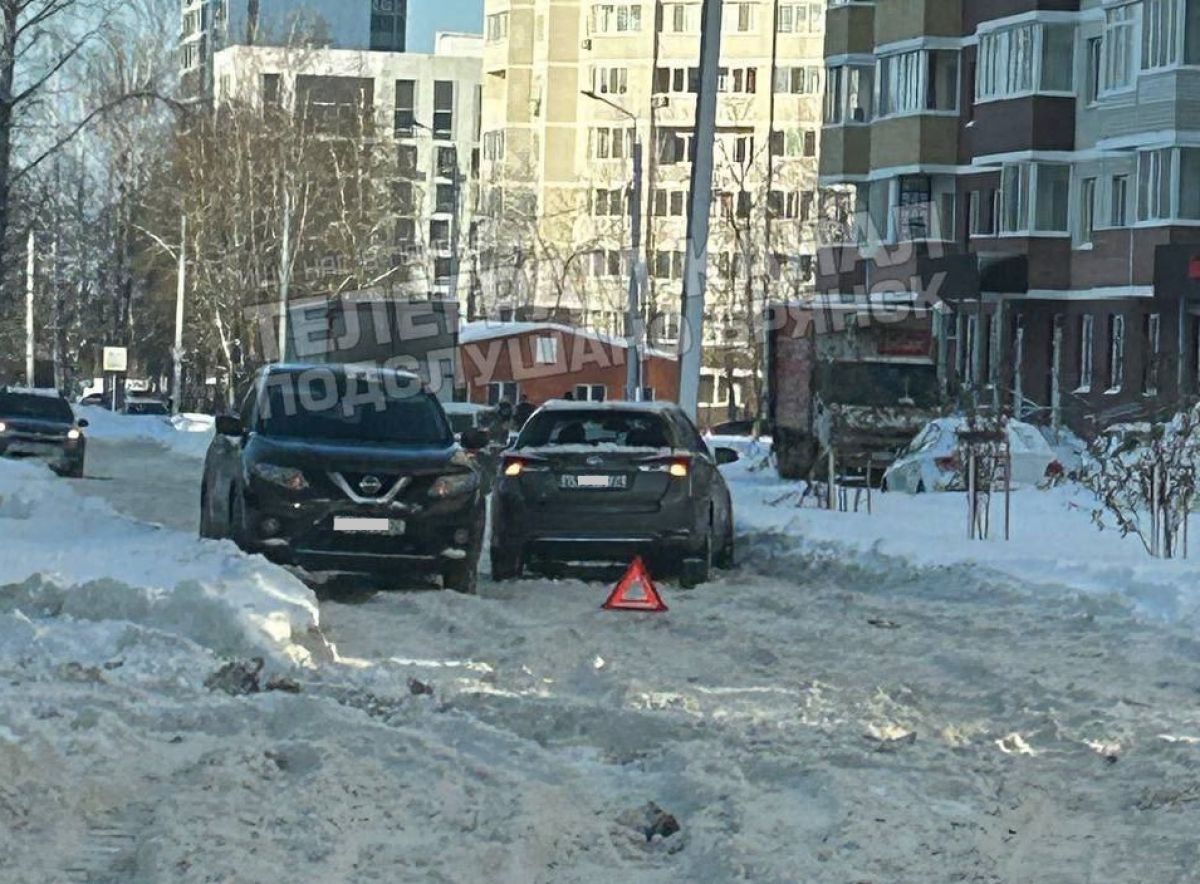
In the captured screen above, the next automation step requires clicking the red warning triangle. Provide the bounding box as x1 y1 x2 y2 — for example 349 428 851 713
602 557 668 612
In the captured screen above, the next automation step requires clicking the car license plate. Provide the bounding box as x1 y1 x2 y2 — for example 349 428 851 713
334 517 404 534
561 474 626 489
9 442 56 456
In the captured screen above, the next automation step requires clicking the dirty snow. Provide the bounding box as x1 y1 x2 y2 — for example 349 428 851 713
4 427 1200 882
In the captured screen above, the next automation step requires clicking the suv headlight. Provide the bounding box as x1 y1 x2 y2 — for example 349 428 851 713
66 428 82 441
251 463 308 491
429 471 479 499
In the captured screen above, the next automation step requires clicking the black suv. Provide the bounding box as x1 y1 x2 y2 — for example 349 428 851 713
199 365 489 592
0 389 88 477
491 401 738 586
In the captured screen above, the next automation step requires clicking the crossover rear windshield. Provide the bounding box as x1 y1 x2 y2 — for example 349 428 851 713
0 393 74 422
518 410 673 449
257 372 451 445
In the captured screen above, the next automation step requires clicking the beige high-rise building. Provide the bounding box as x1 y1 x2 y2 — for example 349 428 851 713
478 0 825 414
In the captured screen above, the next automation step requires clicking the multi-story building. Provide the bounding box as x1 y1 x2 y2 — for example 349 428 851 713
819 0 1200 432
212 39 483 303
182 0 408 98
478 0 828 419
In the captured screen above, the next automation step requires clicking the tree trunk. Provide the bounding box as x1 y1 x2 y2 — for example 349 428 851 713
0 1 19 302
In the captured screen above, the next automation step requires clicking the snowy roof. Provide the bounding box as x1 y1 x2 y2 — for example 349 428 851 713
459 321 677 360
442 401 495 415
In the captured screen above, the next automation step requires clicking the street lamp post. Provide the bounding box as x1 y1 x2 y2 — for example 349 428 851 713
582 89 643 401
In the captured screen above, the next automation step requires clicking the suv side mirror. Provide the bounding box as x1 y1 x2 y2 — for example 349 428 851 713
715 447 740 466
76 418 89 428
215 414 244 437
460 428 490 451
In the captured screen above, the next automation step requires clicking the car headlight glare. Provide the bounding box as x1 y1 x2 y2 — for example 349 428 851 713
66 428 82 441
251 463 308 491
0 421 7 433
429 472 479 499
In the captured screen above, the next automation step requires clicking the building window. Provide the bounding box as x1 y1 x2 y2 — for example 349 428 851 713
398 143 419 178
653 250 685 280
1145 313 1162 394
825 64 873 123
430 219 450 248
969 189 997 236
591 249 626 277
724 2 755 33
879 50 958 116
1078 314 1094 392
433 81 454 139
593 3 642 33
976 23 1074 100
1034 164 1070 232
656 129 695 164
436 147 457 179
1108 314 1126 391
482 130 505 161
1085 36 1103 104
575 384 607 402
652 189 687 216
394 79 415 137
777 3 822 33
593 188 626 216
487 381 519 405
773 66 819 94
1000 163 1068 233
659 2 699 33
592 66 629 95
262 73 281 106
435 184 455 214
1143 0 1183 70
1001 164 1029 233
1080 177 1097 245
1103 5 1137 94
370 0 406 51
1111 174 1130 226
394 180 414 213
486 12 509 41
592 126 634 159
718 66 758 94
1137 148 1173 221
535 336 559 364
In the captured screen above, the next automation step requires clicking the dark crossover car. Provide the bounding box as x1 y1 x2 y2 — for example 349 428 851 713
199 364 490 592
491 401 739 586
0 389 88 477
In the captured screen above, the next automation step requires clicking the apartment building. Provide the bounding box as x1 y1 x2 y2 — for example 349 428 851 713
182 0 408 98
819 0 1200 431
212 41 483 303
477 0 827 416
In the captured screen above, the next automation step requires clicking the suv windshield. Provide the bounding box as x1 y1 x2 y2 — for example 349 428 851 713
257 373 451 445
0 393 74 423
519 410 673 449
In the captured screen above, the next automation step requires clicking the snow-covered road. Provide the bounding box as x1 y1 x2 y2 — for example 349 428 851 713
5 436 1200 881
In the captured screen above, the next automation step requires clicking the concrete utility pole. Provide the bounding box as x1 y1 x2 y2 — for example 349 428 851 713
173 215 188 415
582 89 644 400
25 228 35 387
678 0 723 418
277 187 292 361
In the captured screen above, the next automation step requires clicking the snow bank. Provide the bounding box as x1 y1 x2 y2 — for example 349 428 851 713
0 458 319 665
77 405 214 460
727 461 1200 624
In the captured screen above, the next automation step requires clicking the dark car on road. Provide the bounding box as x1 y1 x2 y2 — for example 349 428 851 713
199 364 490 592
0 389 87 477
490 401 739 586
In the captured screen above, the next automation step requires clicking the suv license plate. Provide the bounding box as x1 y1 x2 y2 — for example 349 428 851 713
334 517 405 534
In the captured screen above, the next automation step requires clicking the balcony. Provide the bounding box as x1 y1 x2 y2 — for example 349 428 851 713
875 0 961 46
819 125 871 181
823 2 875 58
870 115 958 169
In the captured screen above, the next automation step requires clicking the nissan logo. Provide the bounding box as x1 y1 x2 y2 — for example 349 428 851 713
359 475 383 495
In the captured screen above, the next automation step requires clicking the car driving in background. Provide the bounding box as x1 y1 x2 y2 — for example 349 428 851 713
0 388 88 478
490 400 739 586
